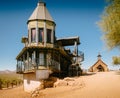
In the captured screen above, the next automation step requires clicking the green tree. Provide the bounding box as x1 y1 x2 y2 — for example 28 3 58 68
112 56 120 65
98 0 120 65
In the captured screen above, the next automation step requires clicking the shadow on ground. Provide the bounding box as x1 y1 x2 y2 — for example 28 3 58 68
82 72 96 76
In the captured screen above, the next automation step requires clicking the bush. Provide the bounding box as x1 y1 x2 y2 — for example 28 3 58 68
0 74 23 89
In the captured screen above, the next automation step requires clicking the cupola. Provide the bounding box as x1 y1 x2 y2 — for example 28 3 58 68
27 1 56 47
97 53 102 60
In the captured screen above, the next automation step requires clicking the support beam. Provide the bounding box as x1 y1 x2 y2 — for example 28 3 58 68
28 28 31 45
33 51 36 67
20 58 22 72
27 52 29 71
59 53 61 71
51 29 54 44
44 21 46 47
17 60 18 72
36 21 38 44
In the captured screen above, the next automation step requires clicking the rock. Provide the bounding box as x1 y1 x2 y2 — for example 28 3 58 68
54 77 85 88
31 87 41 98
64 77 75 81
54 80 68 87
67 81 75 86
40 80 44 89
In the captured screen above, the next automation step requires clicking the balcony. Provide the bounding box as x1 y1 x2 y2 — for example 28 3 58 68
16 58 60 74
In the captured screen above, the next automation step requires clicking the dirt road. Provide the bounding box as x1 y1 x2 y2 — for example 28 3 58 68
0 71 120 98
77 71 120 98
41 71 120 98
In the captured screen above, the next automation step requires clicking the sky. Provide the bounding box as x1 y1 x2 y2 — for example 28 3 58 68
0 0 119 71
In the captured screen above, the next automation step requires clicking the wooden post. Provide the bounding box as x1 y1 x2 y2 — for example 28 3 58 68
44 21 46 47
36 21 38 44
27 52 29 71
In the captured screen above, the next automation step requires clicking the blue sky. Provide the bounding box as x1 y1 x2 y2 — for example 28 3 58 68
0 0 119 71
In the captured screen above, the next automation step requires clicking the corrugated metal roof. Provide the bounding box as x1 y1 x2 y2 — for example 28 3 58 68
28 2 54 23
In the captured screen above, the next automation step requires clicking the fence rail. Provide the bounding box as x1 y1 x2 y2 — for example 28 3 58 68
17 58 60 73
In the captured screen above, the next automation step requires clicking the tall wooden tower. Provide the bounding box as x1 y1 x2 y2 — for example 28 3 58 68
16 1 82 92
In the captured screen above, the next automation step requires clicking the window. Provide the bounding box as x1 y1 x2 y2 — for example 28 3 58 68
32 53 35 64
47 29 52 43
31 28 36 42
38 28 44 42
39 53 44 65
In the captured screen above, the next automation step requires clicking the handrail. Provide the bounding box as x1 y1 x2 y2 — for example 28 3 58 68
16 58 60 73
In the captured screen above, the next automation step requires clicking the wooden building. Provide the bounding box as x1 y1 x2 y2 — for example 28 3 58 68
16 1 83 92
89 54 109 72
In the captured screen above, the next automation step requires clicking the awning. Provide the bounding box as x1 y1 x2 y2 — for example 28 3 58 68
56 36 80 46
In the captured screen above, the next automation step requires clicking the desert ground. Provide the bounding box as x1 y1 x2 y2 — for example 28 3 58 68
0 71 120 98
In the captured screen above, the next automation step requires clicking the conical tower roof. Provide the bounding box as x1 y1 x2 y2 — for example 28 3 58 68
27 1 54 23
